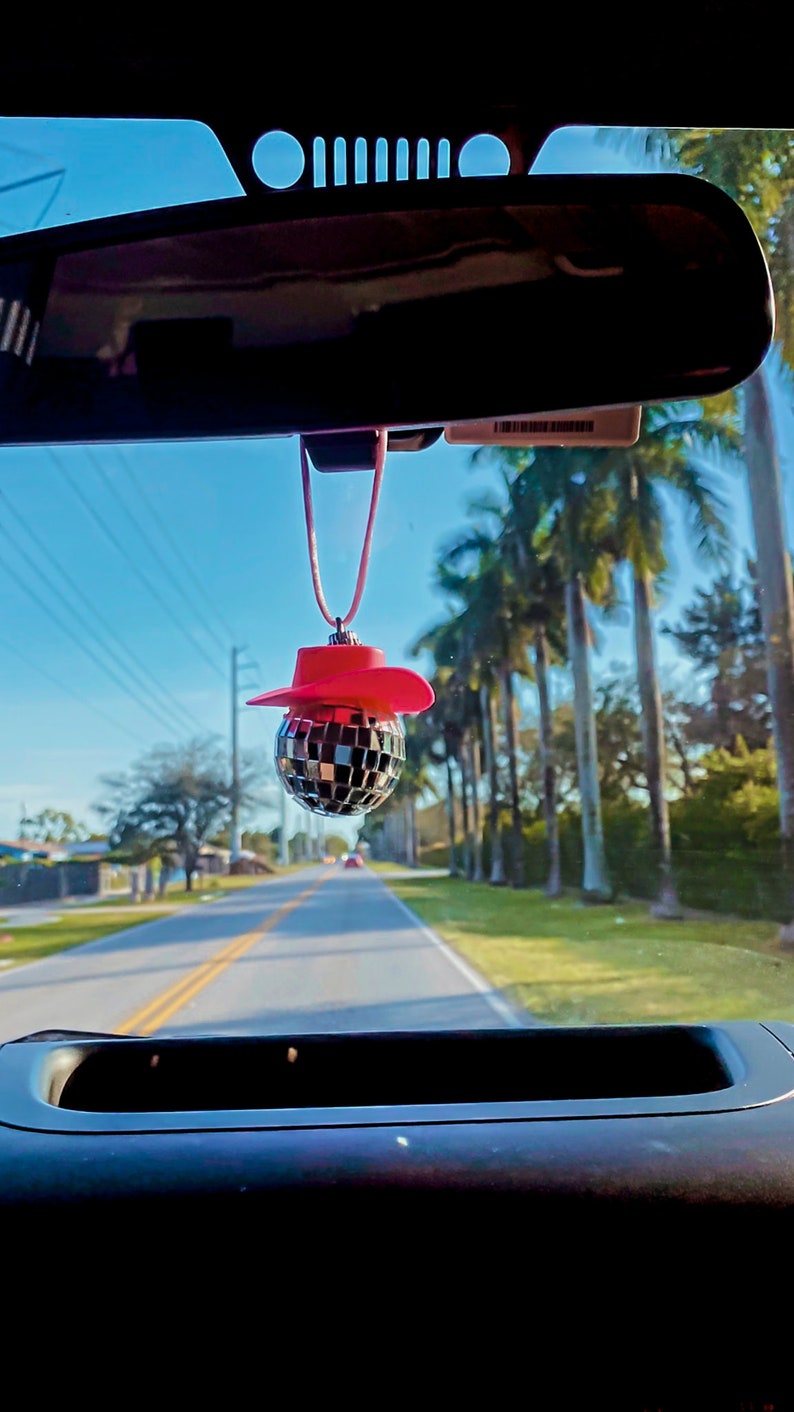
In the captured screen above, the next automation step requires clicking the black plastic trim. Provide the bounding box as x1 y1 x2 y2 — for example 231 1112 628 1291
0 1022 787 1136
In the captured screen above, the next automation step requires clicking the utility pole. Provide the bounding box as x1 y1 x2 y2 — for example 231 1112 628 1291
230 645 260 865
231 646 241 863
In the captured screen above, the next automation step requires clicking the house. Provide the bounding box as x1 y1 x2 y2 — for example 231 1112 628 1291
0 838 70 862
65 841 110 859
0 840 34 861
196 845 231 876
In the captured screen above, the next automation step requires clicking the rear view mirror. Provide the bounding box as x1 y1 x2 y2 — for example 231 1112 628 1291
0 174 773 446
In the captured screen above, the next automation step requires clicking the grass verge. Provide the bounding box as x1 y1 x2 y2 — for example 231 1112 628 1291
383 875 794 1025
365 861 415 875
0 868 327 971
0 909 172 970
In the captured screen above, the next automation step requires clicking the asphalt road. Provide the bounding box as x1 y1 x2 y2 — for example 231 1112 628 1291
0 867 518 1042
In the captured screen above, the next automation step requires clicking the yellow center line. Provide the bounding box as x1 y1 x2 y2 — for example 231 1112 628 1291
116 873 331 1037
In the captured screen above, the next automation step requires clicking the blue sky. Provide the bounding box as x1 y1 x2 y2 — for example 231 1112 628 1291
0 120 790 841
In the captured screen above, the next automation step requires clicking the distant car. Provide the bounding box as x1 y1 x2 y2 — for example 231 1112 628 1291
323 855 337 865
343 853 364 870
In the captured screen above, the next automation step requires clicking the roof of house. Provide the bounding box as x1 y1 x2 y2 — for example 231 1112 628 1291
0 839 69 858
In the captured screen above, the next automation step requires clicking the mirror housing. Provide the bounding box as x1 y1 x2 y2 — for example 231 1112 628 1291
0 174 773 447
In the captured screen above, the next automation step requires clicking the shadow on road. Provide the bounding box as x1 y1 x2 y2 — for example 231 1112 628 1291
159 989 525 1036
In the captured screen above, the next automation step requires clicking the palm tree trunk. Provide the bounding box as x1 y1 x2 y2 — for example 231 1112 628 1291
500 664 525 888
745 367 794 934
566 575 611 900
409 799 419 869
468 729 485 883
633 569 681 917
534 624 561 897
445 754 459 878
389 811 402 864
459 733 473 879
480 683 506 886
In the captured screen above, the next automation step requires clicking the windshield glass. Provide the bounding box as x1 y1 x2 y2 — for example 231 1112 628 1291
0 120 792 1040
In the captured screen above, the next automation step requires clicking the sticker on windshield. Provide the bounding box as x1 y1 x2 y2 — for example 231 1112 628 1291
444 407 641 447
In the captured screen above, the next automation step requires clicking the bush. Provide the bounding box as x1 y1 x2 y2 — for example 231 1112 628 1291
512 801 658 900
417 745 794 919
667 743 790 919
671 848 789 919
418 842 453 869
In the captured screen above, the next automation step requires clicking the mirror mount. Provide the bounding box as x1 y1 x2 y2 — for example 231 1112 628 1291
304 428 443 471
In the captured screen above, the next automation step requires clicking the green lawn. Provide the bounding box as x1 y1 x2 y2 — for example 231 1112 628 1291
384 875 794 1025
0 908 172 970
365 861 414 875
0 870 311 970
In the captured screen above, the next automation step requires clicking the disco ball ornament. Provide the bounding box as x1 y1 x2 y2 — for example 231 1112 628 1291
274 705 405 816
247 635 434 817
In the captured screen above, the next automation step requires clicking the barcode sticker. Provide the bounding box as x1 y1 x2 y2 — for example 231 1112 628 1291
445 407 641 447
496 419 596 434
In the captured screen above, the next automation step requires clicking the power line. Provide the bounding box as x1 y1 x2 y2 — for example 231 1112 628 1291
96 451 229 655
0 487 211 738
0 632 150 749
49 447 227 683
114 446 239 647
0 542 183 741
88 448 231 671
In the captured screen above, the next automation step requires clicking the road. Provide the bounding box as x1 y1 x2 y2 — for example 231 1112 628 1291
0 867 518 1042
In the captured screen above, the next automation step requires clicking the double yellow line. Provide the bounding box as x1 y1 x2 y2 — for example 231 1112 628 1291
117 873 330 1037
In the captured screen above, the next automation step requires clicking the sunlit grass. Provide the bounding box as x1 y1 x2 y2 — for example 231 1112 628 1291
384 876 794 1024
0 909 171 970
0 867 320 969
365 861 415 875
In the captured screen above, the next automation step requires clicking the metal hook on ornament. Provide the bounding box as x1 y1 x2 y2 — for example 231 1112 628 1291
329 615 361 647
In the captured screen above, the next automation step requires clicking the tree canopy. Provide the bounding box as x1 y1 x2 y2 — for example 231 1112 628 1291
97 738 261 890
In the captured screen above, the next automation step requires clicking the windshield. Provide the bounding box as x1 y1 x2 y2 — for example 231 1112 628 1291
0 120 792 1040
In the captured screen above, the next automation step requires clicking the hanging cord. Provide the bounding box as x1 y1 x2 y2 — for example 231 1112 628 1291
300 429 388 629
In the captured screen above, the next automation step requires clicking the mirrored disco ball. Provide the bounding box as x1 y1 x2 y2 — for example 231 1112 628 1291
275 704 405 816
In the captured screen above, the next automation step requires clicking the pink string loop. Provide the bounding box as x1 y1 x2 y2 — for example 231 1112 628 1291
300 430 387 628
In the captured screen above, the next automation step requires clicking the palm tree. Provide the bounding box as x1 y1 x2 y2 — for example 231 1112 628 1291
434 542 534 888
466 721 485 883
482 447 617 901
532 615 561 895
743 372 794 891
605 403 735 913
413 582 513 886
491 469 569 897
480 675 507 886
431 689 462 879
610 128 794 914
400 717 439 868
412 618 466 878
